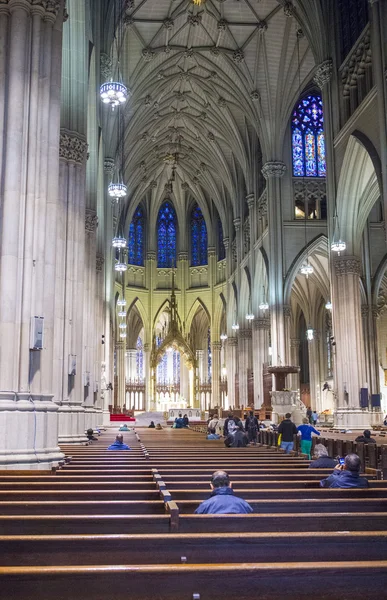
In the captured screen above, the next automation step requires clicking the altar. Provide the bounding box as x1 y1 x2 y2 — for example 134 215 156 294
166 408 206 422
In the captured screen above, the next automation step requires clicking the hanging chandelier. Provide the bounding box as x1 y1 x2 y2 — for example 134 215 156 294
100 81 128 109
115 262 127 272
112 236 127 248
108 181 127 199
118 310 126 318
119 322 127 330
331 239 346 254
120 332 127 338
220 333 228 341
306 325 314 341
325 300 332 310
246 313 254 321
231 323 240 330
259 301 269 311
117 298 127 307
300 262 314 276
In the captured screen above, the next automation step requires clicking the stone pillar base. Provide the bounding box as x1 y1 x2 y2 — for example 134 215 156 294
370 411 384 427
57 403 88 444
84 407 96 431
102 410 111 426
0 393 64 470
334 407 371 429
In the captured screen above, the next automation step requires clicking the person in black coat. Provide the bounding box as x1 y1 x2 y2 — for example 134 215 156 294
309 444 338 468
355 429 376 444
245 411 259 445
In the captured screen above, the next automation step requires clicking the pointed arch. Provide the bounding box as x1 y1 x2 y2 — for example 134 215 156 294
284 235 329 304
186 298 211 335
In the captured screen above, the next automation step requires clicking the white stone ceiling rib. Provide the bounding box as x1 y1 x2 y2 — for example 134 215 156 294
117 0 317 220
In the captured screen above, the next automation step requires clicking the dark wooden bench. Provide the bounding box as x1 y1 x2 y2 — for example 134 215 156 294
0 500 166 515
1 561 386 600
2 531 387 566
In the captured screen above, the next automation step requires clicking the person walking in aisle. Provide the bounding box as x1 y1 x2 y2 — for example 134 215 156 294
297 418 320 458
245 411 259 445
277 413 298 454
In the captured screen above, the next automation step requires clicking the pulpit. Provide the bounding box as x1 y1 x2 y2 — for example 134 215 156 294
267 366 303 424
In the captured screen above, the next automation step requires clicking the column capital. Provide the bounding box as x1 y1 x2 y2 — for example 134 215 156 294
227 337 238 347
283 305 291 318
116 341 125 350
290 338 300 348
313 59 333 88
143 343 150 352
253 317 270 330
60 130 88 165
334 256 361 277
262 161 286 179
212 342 222 350
361 305 369 318
233 217 241 232
238 329 252 340
104 157 115 175
246 193 255 209
147 251 157 261
178 251 188 261
208 246 216 258
85 209 98 233
223 237 229 250
96 253 104 272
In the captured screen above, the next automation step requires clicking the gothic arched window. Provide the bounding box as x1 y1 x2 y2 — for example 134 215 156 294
292 94 326 178
128 206 144 266
191 204 208 266
218 217 226 261
157 201 177 268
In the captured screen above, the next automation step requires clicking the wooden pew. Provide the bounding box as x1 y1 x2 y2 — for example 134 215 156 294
1 561 386 600
2 531 387 566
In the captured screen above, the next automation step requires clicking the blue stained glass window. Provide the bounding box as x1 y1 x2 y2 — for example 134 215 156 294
128 206 144 266
191 204 208 266
291 94 326 178
218 217 225 260
157 201 177 268
136 337 143 381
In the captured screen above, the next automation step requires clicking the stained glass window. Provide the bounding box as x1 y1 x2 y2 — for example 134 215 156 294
156 335 168 384
338 0 368 62
157 201 177 268
292 94 326 178
128 206 144 266
218 217 225 260
136 337 144 381
191 204 208 266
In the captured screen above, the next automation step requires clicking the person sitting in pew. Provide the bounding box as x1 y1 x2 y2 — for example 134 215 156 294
148 421 155 428
119 424 130 431
207 428 221 440
107 435 131 451
320 453 369 488
194 470 253 514
155 423 163 430
355 429 376 444
173 414 185 429
309 444 338 469
86 428 98 441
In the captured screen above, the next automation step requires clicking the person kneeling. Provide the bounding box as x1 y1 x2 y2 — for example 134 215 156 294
194 470 253 514
107 434 131 451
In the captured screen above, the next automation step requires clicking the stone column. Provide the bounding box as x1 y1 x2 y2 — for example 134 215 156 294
143 344 150 411
0 0 65 468
226 337 238 408
290 338 301 392
283 305 292 365
238 329 252 408
333 256 369 428
116 341 126 412
83 209 99 430
261 161 286 366
308 332 322 412
126 349 137 382
55 131 88 444
211 342 221 409
95 253 105 424
252 318 270 409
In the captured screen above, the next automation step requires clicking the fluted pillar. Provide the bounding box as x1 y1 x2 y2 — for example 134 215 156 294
252 318 270 409
116 341 126 412
0 0 65 468
290 338 301 391
126 349 137 382
333 256 369 427
226 337 238 408
238 329 252 407
262 161 286 366
211 342 221 408
308 332 321 412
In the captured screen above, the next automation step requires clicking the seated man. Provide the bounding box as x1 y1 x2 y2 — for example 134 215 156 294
107 434 131 451
320 453 369 488
148 421 155 428
309 444 337 468
355 429 376 444
119 424 130 431
155 423 163 430
207 428 221 440
173 413 185 428
194 470 253 514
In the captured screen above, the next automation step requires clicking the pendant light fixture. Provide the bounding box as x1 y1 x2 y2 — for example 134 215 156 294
100 0 128 110
331 207 346 254
259 286 269 311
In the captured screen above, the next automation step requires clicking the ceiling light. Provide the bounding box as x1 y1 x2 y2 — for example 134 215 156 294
220 334 228 341
119 323 126 329
112 236 126 248
246 313 255 321
118 311 126 318
115 262 127 272
108 182 127 199
120 333 127 338
117 298 127 307
300 262 314 276
325 301 332 310
100 81 128 109
231 323 239 330
331 240 346 254
306 326 314 341
259 301 269 311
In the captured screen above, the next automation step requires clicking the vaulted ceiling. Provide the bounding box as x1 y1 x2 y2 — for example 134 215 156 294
107 0 319 227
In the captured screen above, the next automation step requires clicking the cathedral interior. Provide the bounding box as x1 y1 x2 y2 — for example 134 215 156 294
0 0 386 467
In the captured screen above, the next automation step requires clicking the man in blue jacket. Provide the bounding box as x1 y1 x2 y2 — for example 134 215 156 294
320 454 369 488
194 470 253 514
107 434 131 450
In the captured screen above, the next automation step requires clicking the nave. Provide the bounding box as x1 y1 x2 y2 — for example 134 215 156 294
1 429 387 600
